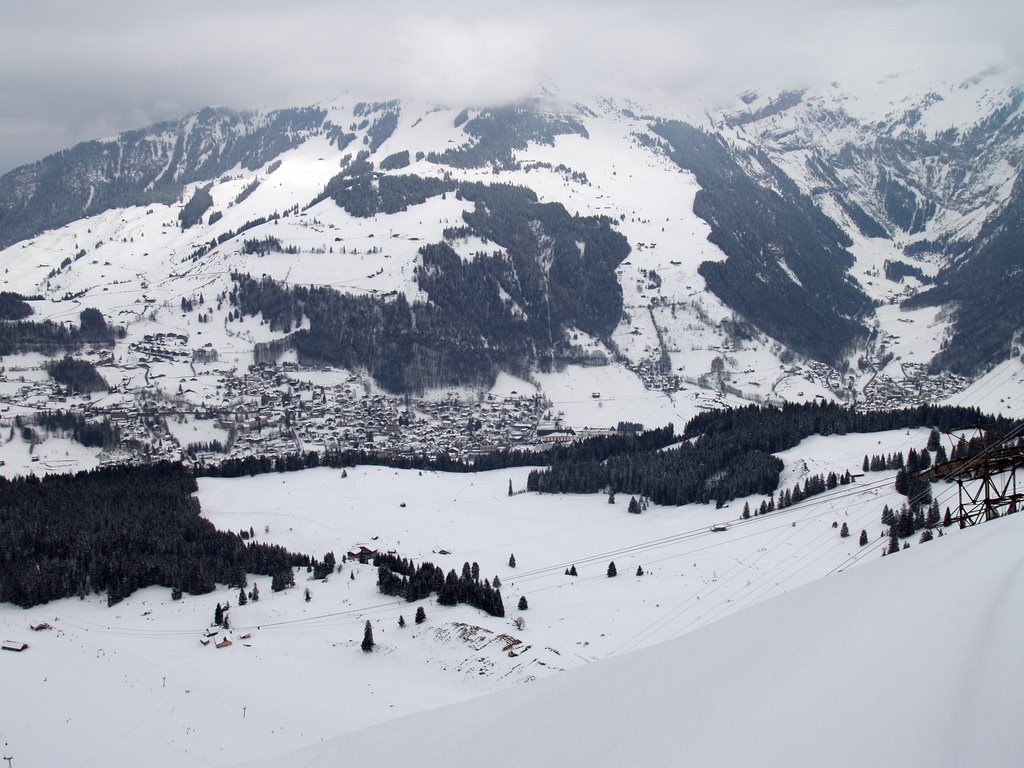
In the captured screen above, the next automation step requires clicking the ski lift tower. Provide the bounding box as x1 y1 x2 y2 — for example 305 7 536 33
920 425 1024 527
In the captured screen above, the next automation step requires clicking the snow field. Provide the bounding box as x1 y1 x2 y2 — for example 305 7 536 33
0 424 971 766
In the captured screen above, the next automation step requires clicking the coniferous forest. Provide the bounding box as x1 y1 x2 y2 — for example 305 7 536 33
0 402 1003 610
232 182 629 392
0 463 308 608
651 121 871 366
528 402 991 506
374 552 505 617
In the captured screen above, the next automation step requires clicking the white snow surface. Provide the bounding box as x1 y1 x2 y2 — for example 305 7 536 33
2 77 1018 417
243 508 1024 768
1 421 1014 767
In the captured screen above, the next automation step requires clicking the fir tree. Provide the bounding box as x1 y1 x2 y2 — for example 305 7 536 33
840 522 849 538
250 582 260 602
636 565 644 576
607 561 617 577
919 529 933 543
628 496 640 514
361 620 375 652
493 575 501 588
508 553 516 568
171 586 183 601
888 532 900 555
863 455 870 472
742 502 750 519
518 595 528 610
569 564 578 576
304 587 311 602
214 603 224 626
271 568 294 592
859 529 868 546
415 606 426 624
398 615 406 628
508 479 513 496
238 587 247 606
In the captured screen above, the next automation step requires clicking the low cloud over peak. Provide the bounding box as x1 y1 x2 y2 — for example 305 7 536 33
1 0 1020 173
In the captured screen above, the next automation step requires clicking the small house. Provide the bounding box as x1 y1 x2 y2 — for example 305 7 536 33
215 637 233 649
2 640 28 652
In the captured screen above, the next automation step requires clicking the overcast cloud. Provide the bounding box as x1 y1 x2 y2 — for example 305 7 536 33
0 0 1020 174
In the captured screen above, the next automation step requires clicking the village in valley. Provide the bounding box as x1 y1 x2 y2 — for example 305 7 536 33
0 313 979 477
0 344 572 474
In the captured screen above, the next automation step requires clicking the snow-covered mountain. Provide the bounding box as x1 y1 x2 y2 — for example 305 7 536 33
1 68 1022 766
0 69 1021 469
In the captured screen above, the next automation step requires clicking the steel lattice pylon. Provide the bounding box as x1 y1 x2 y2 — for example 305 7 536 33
920 425 1024 527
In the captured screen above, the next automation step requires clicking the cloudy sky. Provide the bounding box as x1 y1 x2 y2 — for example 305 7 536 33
0 0 1019 174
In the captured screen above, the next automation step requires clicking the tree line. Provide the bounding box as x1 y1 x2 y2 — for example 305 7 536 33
374 552 505 617
0 463 308 608
231 181 629 392
529 402 994 507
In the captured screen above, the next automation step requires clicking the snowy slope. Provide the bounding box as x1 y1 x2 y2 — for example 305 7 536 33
241 510 1024 768
1 422 1007 767
0 74 1019 436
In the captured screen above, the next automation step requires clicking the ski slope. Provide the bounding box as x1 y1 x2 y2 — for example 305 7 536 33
242 508 1024 768
0 424 1004 767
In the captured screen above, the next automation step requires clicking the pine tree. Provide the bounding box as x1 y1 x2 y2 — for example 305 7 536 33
888 532 900 555
927 428 941 452
398 615 406 628
919 529 933 543
859 529 868 546
238 587 247 606
493 575 501 588
508 553 516 568
863 455 870 472
214 603 224 626
518 595 528 610
636 565 644 576
568 564 577 576
250 582 259 602
742 502 750 519
271 568 294 592
415 606 426 624
361 620 375 652
607 561 617 577
628 496 640 514
840 522 849 538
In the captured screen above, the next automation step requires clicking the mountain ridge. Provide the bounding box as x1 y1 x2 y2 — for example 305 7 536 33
0 71 1019 419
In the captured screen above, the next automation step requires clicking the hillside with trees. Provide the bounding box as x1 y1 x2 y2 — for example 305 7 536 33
0 463 309 608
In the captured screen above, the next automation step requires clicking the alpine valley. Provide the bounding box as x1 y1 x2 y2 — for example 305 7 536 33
0 67 1022 768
